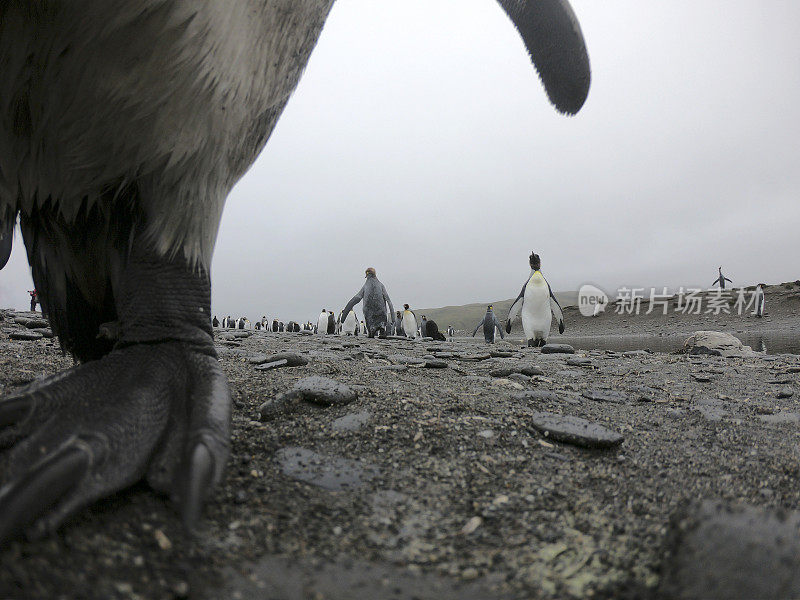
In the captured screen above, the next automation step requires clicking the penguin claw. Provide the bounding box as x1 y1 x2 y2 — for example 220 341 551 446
0 343 230 546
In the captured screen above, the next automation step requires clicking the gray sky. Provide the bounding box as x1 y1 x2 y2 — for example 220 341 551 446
2 1 799 324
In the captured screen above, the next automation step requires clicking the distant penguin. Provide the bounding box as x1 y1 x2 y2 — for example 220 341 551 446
506 252 565 347
420 316 429 338
279 321 285 332
254 320 261 330
447 325 455 340
402 304 417 339
340 267 395 338
712 266 733 289
754 284 766 317
317 310 328 334
426 319 446 342
395 311 405 337
261 316 268 330
272 319 279 333
472 305 504 344
327 310 336 334
341 310 357 335
360 320 366 335
212 316 219 328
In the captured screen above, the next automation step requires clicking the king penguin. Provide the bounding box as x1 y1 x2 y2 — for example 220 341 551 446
506 252 565 347
342 310 358 335
317 310 328 335
402 304 418 339
0 0 590 543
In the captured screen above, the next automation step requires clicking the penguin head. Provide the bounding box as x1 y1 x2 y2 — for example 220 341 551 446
365 267 376 278
529 252 541 271
404 303 409 310
487 304 493 311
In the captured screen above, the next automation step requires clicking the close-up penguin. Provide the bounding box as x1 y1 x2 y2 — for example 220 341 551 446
506 252 566 347
0 1 590 542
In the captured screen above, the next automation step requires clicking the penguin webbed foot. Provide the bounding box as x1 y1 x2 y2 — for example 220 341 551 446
0 342 230 544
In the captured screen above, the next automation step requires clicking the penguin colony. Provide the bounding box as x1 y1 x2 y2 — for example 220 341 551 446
0 1 591 541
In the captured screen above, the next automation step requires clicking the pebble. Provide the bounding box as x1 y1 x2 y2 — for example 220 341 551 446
582 388 629 404
13 317 50 329
777 387 794 398
259 377 357 421
424 359 448 369
530 412 624 449
9 330 43 341
332 411 371 432
490 351 516 358
540 344 575 354
691 373 712 382
489 365 545 377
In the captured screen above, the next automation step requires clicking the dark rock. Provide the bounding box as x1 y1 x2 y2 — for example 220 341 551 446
457 353 492 362
541 344 575 354
490 351 515 358
660 501 800 599
582 388 629 404
39 328 54 338
489 365 545 378
9 330 43 341
424 360 448 369
284 376 357 407
777 387 794 399
530 412 623 449
691 373 712 383
276 447 379 491
13 317 50 329
259 377 357 421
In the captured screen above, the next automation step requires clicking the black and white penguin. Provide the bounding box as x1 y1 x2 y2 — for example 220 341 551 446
254 320 261 331
394 311 405 337
447 325 455 340
0 1 590 541
754 284 766 317
326 310 336 334
341 310 358 335
472 305 505 344
340 267 395 338
272 319 280 333
402 304 418 339
317 310 328 335
712 267 733 289
212 316 219 328
506 252 565 347
420 316 429 338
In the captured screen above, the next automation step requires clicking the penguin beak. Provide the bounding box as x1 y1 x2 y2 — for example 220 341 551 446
495 0 591 115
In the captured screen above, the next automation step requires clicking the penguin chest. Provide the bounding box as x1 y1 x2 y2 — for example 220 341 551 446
521 274 551 338
402 312 416 337
317 314 327 331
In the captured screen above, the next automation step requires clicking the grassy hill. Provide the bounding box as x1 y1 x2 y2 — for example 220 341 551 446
417 291 577 334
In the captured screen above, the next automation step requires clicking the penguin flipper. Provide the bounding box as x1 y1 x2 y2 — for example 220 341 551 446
496 0 591 115
341 287 365 321
548 284 565 334
507 283 526 332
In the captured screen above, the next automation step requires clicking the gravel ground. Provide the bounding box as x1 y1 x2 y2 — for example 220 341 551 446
1 307 799 599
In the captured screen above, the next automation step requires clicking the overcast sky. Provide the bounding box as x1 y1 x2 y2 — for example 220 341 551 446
2 0 799 324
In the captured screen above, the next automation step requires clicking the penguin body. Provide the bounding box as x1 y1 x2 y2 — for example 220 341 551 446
754 284 765 317
317 310 328 334
506 254 564 347
340 268 395 338
342 310 357 335
472 306 504 343
402 306 417 339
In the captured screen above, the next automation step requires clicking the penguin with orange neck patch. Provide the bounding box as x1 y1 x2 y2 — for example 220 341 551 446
506 252 565 347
